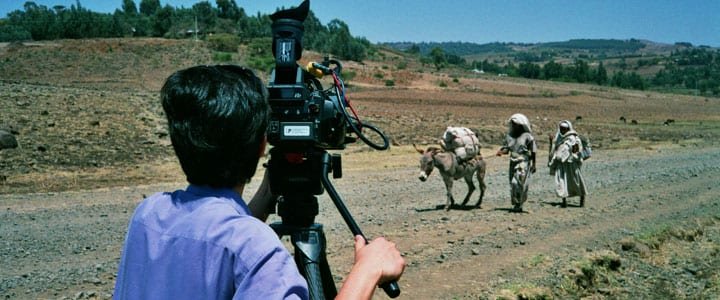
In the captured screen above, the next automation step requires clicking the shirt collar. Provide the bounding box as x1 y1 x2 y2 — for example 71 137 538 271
185 184 250 214
186 184 241 198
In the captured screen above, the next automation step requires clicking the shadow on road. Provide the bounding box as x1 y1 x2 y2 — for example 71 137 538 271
540 200 583 208
414 203 482 212
492 207 530 214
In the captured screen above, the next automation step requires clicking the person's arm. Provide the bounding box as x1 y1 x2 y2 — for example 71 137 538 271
529 138 537 173
497 136 510 156
530 151 537 173
547 133 555 162
336 236 406 300
496 148 509 156
247 170 275 222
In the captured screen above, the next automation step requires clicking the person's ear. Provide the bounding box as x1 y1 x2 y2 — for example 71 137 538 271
258 136 268 157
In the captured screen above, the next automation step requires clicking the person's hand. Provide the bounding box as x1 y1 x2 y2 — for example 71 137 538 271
496 149 504 157
354 235 405 284
247 169 276 221
337 236 406 299
548 133 553 143
572 143 580 153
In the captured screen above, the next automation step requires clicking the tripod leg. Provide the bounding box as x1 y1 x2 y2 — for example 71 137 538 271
291 224 337 300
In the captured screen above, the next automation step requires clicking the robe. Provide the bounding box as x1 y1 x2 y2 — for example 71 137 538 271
549 133 588 198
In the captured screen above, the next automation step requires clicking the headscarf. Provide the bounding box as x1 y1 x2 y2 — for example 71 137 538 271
507 113 532 135
553 120 578 147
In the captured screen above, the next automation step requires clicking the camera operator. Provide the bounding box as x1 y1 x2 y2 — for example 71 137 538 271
113 65 405 299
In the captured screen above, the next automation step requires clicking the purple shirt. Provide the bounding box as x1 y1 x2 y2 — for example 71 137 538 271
114 185 308 299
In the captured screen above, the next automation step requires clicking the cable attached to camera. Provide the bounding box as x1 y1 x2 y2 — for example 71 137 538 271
306 59 390 150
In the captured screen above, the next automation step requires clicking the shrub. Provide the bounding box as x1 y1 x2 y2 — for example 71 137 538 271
245 38 274 73
207 33 241 52
541 90 556 97
247 56 275 73
341 70 356 82
385 79 395 87
397 60 408 70
0 24 31 42
213 52 233 62
373 73 384 79
439 81 448 88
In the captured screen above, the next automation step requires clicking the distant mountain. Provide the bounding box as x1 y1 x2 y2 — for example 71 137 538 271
381 41 515 56
382 39 691 57
538 39 645 51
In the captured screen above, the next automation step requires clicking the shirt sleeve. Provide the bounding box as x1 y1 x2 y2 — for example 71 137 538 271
232 222 309 300
234 246 309 300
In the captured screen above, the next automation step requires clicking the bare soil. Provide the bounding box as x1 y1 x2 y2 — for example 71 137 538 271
1 39 720 299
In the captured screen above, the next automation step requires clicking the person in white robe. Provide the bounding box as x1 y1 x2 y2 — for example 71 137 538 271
548 120 588 207
496 113 537 212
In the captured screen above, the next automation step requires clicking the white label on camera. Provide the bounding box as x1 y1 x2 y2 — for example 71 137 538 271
284 125 311 137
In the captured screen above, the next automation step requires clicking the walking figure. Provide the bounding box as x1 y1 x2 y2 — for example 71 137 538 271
496 113 537 212
548 120 588 207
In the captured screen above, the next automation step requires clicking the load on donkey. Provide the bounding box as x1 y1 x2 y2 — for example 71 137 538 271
414 127 486 211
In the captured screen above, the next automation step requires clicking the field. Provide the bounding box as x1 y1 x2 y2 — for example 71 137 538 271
2 39 720 299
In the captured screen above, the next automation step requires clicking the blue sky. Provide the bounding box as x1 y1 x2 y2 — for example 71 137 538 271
1 0 718 46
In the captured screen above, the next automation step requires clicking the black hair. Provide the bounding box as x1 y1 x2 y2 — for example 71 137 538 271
161 65 269 188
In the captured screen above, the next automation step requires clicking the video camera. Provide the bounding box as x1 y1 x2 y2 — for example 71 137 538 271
264 1 399 298
266 0 385 150
266 0 389 199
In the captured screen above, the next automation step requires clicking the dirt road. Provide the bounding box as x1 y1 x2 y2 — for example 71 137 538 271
2 142 719 299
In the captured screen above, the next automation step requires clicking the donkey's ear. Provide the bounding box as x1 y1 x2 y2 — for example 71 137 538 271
413 143 425 154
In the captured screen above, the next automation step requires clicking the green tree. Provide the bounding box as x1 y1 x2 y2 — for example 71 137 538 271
122 0 137 15
9 2 56 40
406 44 420 55
446 53 465 66
475 59 502 74
627 72 645 90
430 47 446 70
303 10 328 52
542 60 563 79
611 71 625 87
594 61 608 85
152 4 173 37
0 23 32 41
419 56 432 67
573 59 590 83
611 71 645 90
518 62 541 79
326 19 366 61
139 0 160 16
193 1 217 31
215 0 243 21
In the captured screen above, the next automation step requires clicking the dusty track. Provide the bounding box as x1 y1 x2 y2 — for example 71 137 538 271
2 39 720 299
2 143 719 299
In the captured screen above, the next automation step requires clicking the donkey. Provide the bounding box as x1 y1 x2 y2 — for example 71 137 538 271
414 144 487 210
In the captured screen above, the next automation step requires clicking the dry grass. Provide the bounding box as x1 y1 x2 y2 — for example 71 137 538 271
2 38 720 195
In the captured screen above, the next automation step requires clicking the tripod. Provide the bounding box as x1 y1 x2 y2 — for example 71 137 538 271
268 147 400 299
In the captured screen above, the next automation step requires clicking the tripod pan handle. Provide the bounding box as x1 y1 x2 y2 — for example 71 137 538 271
381 281 401 298
321 152 401 297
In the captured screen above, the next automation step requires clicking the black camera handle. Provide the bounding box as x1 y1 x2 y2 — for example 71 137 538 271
319 152 401 298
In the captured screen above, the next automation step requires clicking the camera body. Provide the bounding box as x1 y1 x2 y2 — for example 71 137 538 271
266 13 347 150
266 67 347 150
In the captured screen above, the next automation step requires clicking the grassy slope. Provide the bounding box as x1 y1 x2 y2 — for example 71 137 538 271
2 38 720 194
0 38 719 299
